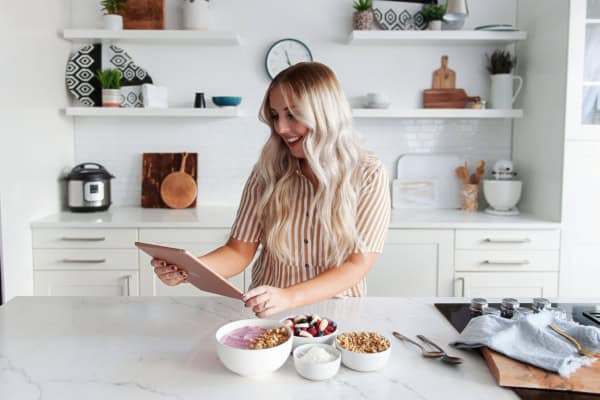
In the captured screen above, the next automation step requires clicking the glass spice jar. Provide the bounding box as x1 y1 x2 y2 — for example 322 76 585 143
532 297 551 313
469 298 488 317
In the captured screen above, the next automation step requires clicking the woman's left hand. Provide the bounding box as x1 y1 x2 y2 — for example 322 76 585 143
243 286 293 318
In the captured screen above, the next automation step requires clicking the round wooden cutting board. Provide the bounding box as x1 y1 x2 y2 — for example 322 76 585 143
160 153 197 208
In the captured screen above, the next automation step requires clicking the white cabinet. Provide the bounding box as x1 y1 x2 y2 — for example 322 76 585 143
138 228 244 296
367 229 454 296
32 228 139 296
454 229 560 298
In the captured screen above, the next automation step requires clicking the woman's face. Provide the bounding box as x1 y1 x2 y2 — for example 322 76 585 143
269 86 309 159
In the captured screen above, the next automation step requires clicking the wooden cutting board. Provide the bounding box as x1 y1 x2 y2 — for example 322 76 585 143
423 89 481 108
141 153 197 208
432 55 456 89
122 0 165 29
481 347 600 394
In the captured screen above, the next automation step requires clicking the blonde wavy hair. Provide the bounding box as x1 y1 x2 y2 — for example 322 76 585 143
255 62 368 267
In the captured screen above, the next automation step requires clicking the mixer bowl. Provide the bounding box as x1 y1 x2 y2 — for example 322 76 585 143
483 180 522 211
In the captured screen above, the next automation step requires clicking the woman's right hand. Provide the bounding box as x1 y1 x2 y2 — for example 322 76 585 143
151 258 188 286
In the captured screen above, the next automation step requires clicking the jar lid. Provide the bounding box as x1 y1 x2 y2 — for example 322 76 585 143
501 298 520 309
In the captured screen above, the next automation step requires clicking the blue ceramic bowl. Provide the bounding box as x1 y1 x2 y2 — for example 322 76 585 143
212 96 242 107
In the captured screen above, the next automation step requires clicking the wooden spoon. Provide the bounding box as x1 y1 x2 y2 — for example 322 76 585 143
470 160 486 184
160 153 197 209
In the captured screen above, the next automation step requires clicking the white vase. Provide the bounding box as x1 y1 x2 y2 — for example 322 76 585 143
182 0 212 30
102 89 121 107
489 73 523 109
103 14 123 31
428 20 442 30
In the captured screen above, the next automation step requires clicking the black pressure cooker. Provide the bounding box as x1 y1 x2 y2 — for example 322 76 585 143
65 163 114 212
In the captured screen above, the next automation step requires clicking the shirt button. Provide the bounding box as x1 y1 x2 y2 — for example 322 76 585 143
305 212 309 217
304 239 309 244
305 264 309 268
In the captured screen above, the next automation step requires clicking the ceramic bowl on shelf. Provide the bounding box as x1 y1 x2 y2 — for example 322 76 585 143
215 319 292 376
281 314 338 350
335 332 392 372
212 96 242 107
293 343 341 381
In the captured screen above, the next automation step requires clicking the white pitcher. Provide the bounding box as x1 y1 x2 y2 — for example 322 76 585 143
182 0 212 30
490 73 523 109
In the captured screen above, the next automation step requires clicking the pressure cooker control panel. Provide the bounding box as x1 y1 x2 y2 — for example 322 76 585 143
84 181 105 202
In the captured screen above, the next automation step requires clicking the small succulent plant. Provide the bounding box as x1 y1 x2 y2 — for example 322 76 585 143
96 68 122 90
100 0 128 15
486 50 517 74
353 0 372 11
421 3 447 22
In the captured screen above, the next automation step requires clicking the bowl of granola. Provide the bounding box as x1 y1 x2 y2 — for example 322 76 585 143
335 331 392 372
216 319 293 376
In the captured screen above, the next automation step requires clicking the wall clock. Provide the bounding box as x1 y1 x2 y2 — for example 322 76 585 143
265 38 313 79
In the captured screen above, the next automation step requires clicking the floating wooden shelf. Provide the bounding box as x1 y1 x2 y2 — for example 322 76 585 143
348 30 527 45
352 108 523 119
64 107 244 118
62 29 241 45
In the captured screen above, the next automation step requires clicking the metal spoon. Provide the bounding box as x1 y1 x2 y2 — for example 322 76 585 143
392 331 444 358
416 334 463 365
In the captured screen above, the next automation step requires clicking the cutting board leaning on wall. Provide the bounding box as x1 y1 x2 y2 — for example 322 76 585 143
142 153 198 208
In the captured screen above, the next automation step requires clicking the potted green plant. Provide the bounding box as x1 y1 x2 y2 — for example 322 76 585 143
486 50 523 109
421 2 447 30
100 0 128 31
96 68 122 107
352 0 373 31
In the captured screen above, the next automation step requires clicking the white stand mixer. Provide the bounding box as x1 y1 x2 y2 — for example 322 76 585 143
483 160 522 216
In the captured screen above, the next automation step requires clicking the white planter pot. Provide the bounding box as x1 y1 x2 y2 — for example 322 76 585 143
103 14 123 31
428 20 442 30
182 1 212 30
489 73 523 109
102 89 121 107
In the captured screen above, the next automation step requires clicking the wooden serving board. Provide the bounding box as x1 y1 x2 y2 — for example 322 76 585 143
122 0 165 29
141 153 197 208
481 347 600 394
423 89 480 108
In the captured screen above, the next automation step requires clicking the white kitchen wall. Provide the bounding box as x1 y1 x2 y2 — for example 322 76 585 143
0 1 75 301
69 0 517 206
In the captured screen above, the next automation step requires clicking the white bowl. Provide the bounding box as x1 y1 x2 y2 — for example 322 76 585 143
281 315 339 350
483 179 522 211
215 319 292 376
293 343 341 381
335 334 392 372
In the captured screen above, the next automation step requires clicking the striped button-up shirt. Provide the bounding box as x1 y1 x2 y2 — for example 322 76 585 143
230 155 390 296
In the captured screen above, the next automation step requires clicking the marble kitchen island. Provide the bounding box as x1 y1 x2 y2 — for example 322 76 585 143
0 296 527 400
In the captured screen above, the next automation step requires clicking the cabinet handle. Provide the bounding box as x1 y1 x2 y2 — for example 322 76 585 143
61 236 106 242
62 258 107 264
482 260 530 266
122 275 132 296
482 238 531 244
454 277 465 297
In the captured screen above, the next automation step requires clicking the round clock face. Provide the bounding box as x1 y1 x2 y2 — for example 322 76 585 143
265 38 313 79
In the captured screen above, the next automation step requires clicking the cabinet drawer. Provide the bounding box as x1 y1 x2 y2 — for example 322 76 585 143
33 228 137 249
454 272 558 298
139 228 230 244
33 249 138 270
455 250 559 272
34 270 138 296
455 230 560 250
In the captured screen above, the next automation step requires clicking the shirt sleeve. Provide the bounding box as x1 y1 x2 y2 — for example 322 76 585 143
230 169 263 243
355 160 391 253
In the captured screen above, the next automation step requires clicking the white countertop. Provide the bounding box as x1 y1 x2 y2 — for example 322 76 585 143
0 296 521 400
31 206 560 229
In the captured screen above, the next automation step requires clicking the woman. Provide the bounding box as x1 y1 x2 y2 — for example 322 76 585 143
152 62 390 318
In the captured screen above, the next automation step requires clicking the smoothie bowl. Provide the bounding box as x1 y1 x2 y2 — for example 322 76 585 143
215 319 293 376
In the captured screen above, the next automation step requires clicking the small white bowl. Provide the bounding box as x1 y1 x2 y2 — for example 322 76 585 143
335 334 392 372
281 315 339 350
215 319 292 376
293 343 341 381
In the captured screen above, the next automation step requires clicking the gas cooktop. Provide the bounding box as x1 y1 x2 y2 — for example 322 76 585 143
435 302 600 334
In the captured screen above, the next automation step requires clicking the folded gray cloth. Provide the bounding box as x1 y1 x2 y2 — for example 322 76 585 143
450 311 600 376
